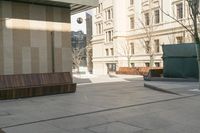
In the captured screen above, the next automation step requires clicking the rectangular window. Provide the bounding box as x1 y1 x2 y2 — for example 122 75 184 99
107 63 116 72
110 48 114 56
155 62 160 67
154 10 160 24
108 9 111 19
176 36 183 44
106 30 113 42
131 63 135 67
145 41 150 53
144 13 150 25
106 8 113 20
145 62 150 67
130 17 134 29
130 0 134 5
106 49 109 56
97 3 103 13
176 3 183 19
154 39 160 53
96 23 103 35
130 42 134 54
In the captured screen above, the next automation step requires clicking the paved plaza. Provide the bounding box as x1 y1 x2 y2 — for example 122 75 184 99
0 74 200 133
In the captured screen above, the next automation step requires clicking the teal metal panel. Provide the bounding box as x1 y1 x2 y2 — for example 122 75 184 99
162 43 199 79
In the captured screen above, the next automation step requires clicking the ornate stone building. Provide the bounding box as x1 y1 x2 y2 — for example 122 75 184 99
91 0 194 74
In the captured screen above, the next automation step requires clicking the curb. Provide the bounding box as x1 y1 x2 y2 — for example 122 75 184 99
144 83 180 95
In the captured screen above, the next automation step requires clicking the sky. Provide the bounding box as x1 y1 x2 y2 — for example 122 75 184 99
71 10 92 34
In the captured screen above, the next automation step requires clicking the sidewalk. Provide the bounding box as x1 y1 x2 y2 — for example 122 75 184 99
73 73 143 84
1 75 200 133
144 81 200 96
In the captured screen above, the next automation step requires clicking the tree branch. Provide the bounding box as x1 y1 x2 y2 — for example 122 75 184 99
160 8 195 36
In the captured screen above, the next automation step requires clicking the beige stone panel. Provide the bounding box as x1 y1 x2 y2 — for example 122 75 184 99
61 8 71 48
62 32 71 48
12 2 30 74
30 4 48 73
53 7 62 48
62 48 72 72
0 3 4 74
46 32 53 73
13 47 22 74
22 47 31 74
30 4 47 47
39 47 48 73
54 48 62 72
31 47 39 73
46 6 54 72
2 1 14 74
54 31 62 48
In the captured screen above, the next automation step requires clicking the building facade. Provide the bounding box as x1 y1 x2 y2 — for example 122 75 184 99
91 0 194 75
0 0 97 75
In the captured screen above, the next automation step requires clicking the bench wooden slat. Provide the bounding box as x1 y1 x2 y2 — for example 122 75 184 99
0 72 76 100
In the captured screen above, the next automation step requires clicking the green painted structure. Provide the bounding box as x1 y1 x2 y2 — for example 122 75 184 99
162 43 198 79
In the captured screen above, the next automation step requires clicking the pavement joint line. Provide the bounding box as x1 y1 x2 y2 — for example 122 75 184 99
1 94 200 129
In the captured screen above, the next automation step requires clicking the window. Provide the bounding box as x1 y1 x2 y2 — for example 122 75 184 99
144 13 150 25
106 30 113 42
145 62 150 67
154 10 160 24
155 62 160 67
145 41 150 53
106 8 113 20
130 42 134 54
105 49 109 56
96 23 103 35
107 63 116 72
176 36 183 44
108 10 111 19
176 3 183 19
130 0 134 5
154 39 160 53
131 63 135 67
130 17 134 29
97 3 103 13
110 48 114 56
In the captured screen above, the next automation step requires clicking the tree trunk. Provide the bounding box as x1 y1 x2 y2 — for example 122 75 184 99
195 43 200 89
149 54 154 67
128 57 131 67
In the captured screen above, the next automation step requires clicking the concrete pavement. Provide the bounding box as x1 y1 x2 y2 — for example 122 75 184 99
0 74 200 133
144 81 199 96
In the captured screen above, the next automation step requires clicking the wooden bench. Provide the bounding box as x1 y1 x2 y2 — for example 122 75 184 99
0 72 76 100
144 69 163 81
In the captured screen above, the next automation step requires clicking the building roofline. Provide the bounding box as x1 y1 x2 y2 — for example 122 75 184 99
5 0 98 14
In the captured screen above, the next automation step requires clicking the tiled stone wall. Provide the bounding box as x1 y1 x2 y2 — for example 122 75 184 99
0 1 72 75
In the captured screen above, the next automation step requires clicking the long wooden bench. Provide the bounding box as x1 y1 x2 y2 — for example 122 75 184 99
144 69 163 81
0 72 76 100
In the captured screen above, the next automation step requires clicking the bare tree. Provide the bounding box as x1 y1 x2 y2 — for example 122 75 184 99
161 0 200 89
138 1 158 67
86 43 93 73
138 18 155 67
72 47 85 73
117 42 133 67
